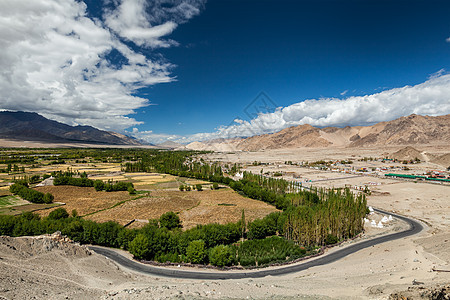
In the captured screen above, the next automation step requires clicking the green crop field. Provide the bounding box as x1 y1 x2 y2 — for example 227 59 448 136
0 195 22 207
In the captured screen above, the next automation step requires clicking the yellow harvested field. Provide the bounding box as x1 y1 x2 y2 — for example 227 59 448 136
98 167 122 172
50 164 74 169
89 176 127 181
183 179 210 185
76 169 101 173
80 163 118 169
86 190 197 225
86 188 279 229
124 172 151 176
34 186 131 217
128 173 179 187
180 189 279 229
133 178 173 183
133 181 155 185
133 181 164 186
129 176 164 180
0 188 10 196
100 163 120 167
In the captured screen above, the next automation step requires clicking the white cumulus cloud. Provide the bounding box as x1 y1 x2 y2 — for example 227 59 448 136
128 128 182 145
0 0 204 131
172 73 450 144
104 0 205 48
104 0 177 48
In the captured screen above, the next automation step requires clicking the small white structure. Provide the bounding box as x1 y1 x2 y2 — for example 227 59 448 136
35 176 54 187
381 216 389 223
371 220 377 227
388 215 393 221
377 221 384 228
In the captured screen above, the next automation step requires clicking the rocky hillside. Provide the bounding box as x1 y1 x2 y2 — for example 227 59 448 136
431 153 450 168
389 146 425 161
348 114 450 147
237 124 330 151
0 111 141 145
186 114 450 151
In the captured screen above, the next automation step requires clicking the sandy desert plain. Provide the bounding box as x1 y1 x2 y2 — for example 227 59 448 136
0 144 449 299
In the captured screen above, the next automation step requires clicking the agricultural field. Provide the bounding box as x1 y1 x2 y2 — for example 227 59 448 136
0 195 27 207
1 202 63 215
34 186 132 217
32 177 277 229
0 151 277 228
126 173 181 189
0 194 61 215
179 189 278 229
0 195 27 215
87 188 278 229
0 186 11 196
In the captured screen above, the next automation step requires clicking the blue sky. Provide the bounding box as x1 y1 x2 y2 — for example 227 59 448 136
144 0 450 136
1 0 450 144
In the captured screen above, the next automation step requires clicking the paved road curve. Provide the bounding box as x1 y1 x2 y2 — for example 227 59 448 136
89 208 423 280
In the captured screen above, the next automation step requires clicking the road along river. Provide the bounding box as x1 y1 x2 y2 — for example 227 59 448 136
89 208 423 280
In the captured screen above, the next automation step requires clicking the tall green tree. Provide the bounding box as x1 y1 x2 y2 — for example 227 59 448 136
209 245 234 267
186 240 207 264
129 234 150 260
159 212 181 230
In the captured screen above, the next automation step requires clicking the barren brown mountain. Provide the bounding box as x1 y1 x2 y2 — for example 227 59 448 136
431 153 450 168
349 114 450 147
186 114 450 151
389 146 424 161
0 111 143 146
238 124 330 151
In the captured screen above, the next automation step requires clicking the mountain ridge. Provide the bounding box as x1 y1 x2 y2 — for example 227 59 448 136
0 111 142 146
186 114 450 151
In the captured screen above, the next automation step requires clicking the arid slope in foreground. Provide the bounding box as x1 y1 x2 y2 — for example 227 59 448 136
0 202 448 299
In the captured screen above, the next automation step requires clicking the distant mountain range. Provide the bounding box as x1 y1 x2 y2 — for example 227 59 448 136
0 111 142 146
186 114 450 151
156 140 183 149
2 111 448 150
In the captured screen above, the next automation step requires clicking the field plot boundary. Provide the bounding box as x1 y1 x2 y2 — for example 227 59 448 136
81 193 150 218
25 202 66 213
0 202 65 216
0 195 24 207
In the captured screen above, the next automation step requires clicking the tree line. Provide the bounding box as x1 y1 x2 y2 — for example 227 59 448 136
0 163 25 173
0 208 316 268
9 181 54 204
52 170 135 193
